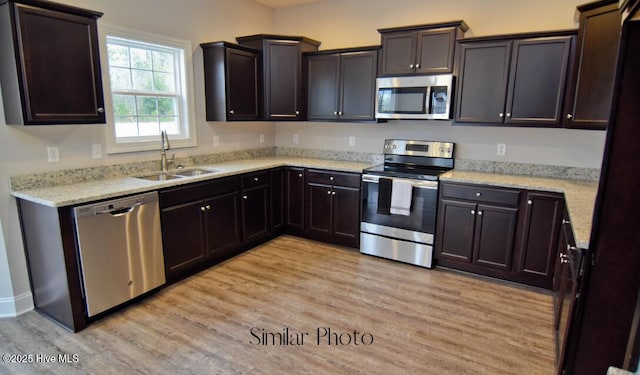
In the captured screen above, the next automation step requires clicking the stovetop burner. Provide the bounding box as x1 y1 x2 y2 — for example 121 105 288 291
363 139 455 180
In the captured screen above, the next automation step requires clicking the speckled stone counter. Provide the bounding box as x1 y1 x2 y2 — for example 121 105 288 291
10 157 373 208
441 170 599 249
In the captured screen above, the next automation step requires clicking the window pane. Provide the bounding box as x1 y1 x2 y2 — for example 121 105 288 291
114 116 139 138
138 117 159 136
160 117 179 134
153 51 174 73
157 97 176 116
130 47 152 70
137 96 158 116
108 44 130 68
132 69 153 91
112 95 136 116
153 72 175 92
109 67 131 90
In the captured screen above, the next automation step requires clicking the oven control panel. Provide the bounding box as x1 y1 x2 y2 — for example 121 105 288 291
383 139 454 159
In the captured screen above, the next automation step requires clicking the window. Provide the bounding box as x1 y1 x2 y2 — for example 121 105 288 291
99 25 196 153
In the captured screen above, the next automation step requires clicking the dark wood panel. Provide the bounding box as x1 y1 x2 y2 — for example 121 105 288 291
160 201 206 278
416 28 456 74
473 204 518 270
159 176 239 208
205 192 241 256
340 51 377 120
264 40 301 119
306 169 360 188
306 53 340 120
331 186 360 248
270 168 285 234
436 199 477 262
241 170 269 189
241 185 269 245
285 168 305 234
305 183 333 237
225 47 260 120
441 182 520 206
379 31 416 75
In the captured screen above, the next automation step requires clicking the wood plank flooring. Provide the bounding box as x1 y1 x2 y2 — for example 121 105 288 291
0 236 555 374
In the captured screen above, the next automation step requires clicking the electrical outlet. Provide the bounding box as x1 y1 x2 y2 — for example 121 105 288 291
293 134 299 144
213 136 220 147
91 144 102 159
47 147 60 163
260 134 265 144
497 143 507 156
349 136 356 147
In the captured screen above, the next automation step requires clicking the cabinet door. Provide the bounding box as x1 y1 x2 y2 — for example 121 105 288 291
455 41 511 123
13 4 105 124
416 28 456 74
270 168 285 234
516 192 564 288
241 185 269 245
264 40 302 120
436 199 477 262
161 201 206 278
380 31 417 75
286 168 305 233
226 47 259 120
306 183 333 238
564 2 621 129
340 51 377 121
205 192 241 257
505 37 572 125
473 204 518 270
331 185 360 247
306 54 340 120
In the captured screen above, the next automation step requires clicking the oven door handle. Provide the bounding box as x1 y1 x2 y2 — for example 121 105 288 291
362 174 438 190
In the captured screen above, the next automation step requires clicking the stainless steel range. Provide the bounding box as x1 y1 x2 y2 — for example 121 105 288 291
360 139 454 268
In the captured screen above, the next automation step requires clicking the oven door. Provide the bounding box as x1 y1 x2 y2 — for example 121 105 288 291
361 174 438 241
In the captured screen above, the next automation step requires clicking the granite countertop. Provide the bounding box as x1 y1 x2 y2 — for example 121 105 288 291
440 170 599 248
10 157 373 208
11 156 598 248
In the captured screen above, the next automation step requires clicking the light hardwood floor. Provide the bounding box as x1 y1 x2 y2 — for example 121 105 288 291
0 236 555 374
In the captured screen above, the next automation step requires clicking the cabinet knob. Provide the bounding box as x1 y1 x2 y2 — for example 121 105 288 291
338 111 343 116
330 176 334 181
499 113 504 118
562 219 570 225
527 199 533 205
409 64 414 69
327 190 331 195
477 211 483 216
334 111 338 115
506 113 512 118
475 192 481 197
566 113 573 120
415 63 420 68
471 210 476 215
230 109 235 115
243 195 248 200
200 206 206 212
254 177 259 182
332 191 336 196
206 205 211 210
295 110 300 115
298 173 303 178
97 107 105 113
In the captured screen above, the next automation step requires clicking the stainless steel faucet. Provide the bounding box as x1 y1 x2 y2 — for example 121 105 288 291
160 130 173 172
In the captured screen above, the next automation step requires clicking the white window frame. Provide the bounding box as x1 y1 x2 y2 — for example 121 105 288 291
98 24 197 154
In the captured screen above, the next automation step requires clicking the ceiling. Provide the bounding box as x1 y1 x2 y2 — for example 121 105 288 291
254 0 322 8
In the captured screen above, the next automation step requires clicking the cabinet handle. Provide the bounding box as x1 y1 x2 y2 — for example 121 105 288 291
566 113 573 120
334 111 338 115
506 113 512 118
562 219 570 225
243 195 248 200
295 110 300 115
298 173 303 177
206 205 211 210
332 191 336 196
475 192 481 197
499 113 504 118
409 63 414 69
97 107 105 113
200 206 206 212
527 199 533 205
230 109 235 114
478 211 483 216
338 111 343 116
330 176 334 181
254 177 259 182
471 210 476 215
327 190 331 195
415 63 420 68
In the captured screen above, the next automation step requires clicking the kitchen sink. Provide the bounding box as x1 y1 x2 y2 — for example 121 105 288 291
172 168 219 177
134 168 219 181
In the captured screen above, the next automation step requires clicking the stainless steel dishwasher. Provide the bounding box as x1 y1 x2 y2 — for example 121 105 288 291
73 191 166 317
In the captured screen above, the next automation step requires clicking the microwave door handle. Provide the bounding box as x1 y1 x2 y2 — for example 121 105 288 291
425 86 432 115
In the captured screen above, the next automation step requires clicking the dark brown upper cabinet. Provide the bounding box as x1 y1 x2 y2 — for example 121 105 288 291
0 0 105 125
201 42 261 121
455 31 574 126
563 0 621 130
236 34 320 121
305 46 379 122
378 21 468 76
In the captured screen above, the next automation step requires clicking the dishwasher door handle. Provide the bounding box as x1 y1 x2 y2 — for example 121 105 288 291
96 202 142 217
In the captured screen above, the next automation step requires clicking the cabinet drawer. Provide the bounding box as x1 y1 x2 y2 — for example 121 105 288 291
306 169 360 188
160 176 240 208
242 171 269 189
441 183 520 206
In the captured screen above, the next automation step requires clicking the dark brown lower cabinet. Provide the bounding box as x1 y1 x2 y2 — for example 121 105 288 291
160 176 241 281
305 169 360 248
270 168 285 235
285 167 305 235
436 182 565 288
241 171 270 246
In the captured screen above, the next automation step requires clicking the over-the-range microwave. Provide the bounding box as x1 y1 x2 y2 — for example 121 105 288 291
375 74 454 120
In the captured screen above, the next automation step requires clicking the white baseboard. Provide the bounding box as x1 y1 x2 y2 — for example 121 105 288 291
0 292 33 318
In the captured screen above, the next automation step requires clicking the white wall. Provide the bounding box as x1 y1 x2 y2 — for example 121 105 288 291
271 0 606 167
0 0 276 316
